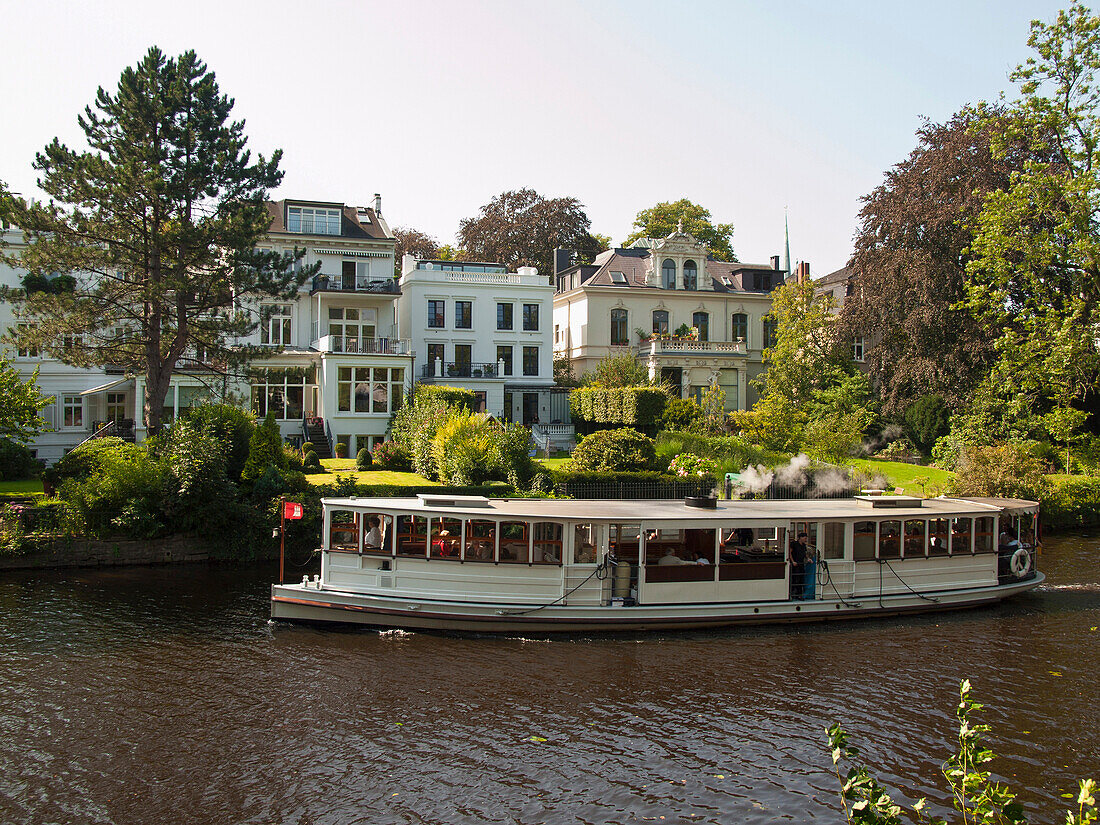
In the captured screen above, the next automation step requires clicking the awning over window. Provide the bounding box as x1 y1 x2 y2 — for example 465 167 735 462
314 248 390 258
80 377 133 396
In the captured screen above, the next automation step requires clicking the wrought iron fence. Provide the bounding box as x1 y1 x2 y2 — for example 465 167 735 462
555 479 715 500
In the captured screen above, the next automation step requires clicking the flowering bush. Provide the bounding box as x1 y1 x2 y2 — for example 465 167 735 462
667 452 719 478
372 440 412 471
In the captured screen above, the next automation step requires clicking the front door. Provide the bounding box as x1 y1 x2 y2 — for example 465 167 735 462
522 392 539 425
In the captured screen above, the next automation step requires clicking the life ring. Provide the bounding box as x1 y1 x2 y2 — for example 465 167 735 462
1010 548 1031 577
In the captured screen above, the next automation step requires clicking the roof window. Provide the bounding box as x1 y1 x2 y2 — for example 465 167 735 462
609 271 627 284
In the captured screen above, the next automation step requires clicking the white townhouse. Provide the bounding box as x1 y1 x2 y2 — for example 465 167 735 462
397 255 556 425
0 196 412 462
552 227 786 411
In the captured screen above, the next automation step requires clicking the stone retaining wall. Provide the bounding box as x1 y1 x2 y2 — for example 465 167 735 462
0 535 280 571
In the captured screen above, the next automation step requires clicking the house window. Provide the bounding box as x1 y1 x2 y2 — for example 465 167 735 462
684 260 698 291
554 324 561 345
693 312 709 342
329 307 373 352
251 372 308 420
611 308 628 345
497 345 513 376
523 303 539 331
106 392 126 422
260 305 292 346
522 346 539 376
662 259 676 289
427 343 445 375
337 367 404 414
287 205 341 235
652 310 669 335
497 303 513 330
62 395 83 428
731 313 748 343
16 324 39 358
427 300 445 328
853 336 866 362
455 301 472 329
341 259 372 289
454 344 472 375
762 317 778 349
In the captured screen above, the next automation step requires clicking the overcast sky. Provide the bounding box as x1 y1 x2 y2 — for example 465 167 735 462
0 0 1070 275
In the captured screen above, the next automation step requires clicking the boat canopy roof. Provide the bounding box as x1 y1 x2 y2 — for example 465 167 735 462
319 495 1039 522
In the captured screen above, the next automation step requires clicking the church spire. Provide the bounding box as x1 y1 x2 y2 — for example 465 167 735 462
783 208 791 275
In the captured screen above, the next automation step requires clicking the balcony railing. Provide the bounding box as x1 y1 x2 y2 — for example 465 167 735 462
421 361 501 379
644 339 748 356
311 274 400 294
312 335 411 355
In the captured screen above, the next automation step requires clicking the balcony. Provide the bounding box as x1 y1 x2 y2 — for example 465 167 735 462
313 335 411 355
421 361 502 379
311 274 400 295
644 339 748 356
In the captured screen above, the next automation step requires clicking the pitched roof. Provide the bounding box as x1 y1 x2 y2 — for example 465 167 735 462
265 200 393 241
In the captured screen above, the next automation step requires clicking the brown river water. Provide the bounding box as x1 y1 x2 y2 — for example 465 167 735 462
0 534 1097 825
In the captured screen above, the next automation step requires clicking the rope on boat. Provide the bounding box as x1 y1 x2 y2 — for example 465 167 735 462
879 558 940 604
495 557 613 616
819 559 859 608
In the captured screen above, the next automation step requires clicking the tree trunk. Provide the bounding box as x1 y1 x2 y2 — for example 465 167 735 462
144 366 173 437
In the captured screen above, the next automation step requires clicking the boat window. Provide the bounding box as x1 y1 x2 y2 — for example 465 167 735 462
904 520 926 557
430 517 462 559
611 524 641 565
792 521 818 555
716 526 785 581
360 513 391 555
951 517 972 554
879 521 901 558
644 527 716 582
929 518 950 556
974 517 995 554
465 519 496 562
396 515 429 557
499 521 530 563
330 510 359 552
573 524 598 564
532 522 563 564
853 521 876 560
821 522 845 560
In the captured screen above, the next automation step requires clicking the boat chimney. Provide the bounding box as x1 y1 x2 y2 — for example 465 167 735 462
684 495 718 509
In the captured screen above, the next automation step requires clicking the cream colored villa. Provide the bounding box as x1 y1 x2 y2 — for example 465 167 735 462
552 227 786 410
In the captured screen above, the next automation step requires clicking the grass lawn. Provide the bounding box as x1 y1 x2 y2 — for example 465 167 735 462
0 479 44 494
846 459 955 494
535 457 571 471
305 467 441 487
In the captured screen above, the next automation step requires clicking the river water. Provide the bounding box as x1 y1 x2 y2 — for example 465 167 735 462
0 535 1097 825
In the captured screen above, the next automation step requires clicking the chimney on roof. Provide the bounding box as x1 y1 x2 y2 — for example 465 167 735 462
797 261 811 283
770 255 780 271
553 248 572 275
373 193 382 215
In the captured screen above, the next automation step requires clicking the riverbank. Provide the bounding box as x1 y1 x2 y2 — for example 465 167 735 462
0 534 288 571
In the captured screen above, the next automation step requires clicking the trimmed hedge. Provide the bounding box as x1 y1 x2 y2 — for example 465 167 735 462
414 385 477 410
569 387 667 436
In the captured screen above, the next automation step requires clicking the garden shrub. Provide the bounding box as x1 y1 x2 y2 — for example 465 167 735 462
159 418 235 533
655 431 777 474
390 387 469 478
301 451 323 473
301 441 314 455
569 427 657 472
486 421 537 486
904 394 951 455
952 443 1051 501
1043 476 1100 530
181 402 256 482
59 444 166 538
659 398 703 432
55 437 137 483
334 442 348 458
241 412 285 483
433 412 494 485
409 385 476 410
0 438 39 481
373 440 412 471
569 387 668 436
667 452 719 479
356 448 373 470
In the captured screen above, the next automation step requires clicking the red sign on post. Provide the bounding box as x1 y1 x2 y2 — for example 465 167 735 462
283 501 303 521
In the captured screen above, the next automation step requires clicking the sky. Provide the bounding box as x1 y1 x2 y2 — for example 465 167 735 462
0 0 1072 276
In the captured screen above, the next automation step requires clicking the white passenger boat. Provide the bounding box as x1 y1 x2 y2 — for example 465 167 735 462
270 493 1043 633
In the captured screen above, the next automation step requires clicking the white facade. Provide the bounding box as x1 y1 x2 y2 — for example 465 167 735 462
397 255 555 424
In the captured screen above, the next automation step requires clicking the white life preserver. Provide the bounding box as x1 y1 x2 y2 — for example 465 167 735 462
1010 548 1031 577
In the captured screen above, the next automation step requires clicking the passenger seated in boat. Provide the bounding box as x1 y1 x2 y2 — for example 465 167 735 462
658 548 685 566
364 516 382 549
433 530 458 557
575 542 596 563
999 529 1019 550
695 552 711 565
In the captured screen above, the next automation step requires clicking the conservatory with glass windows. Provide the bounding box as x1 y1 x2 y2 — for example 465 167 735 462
270 494 1042 633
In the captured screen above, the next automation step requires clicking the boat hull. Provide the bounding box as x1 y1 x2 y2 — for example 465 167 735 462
270 572 1044 634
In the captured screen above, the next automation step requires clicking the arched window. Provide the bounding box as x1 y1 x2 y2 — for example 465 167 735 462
652 310 669 335
611 308 629 345
662 259 676 289
683 260 698 291
692 311 709 342
731 313 748 343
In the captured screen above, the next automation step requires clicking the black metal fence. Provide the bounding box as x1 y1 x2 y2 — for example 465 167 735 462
555 478 715 500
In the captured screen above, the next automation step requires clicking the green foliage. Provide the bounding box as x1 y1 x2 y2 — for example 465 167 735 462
802 372 878 463
553 355 578 388
569 386 667 436
828 680 1098 824
624 198 736 261
433 412 494 485
579 353 652 389
356 448 373 470
181 402 255 482
241 412 285 483
660 398 703 432
373 440 412 471
904 396 951 456
1040 476 1100 530
666 453 719 479
58 442 165 538
0 360 52 443
730 394 807 455
301 441 314 455
390 387 468 478
334 441 348 458
0 503 27 556
952 444 1051 501
486 421 537 486
0 438 39 481
569 428 657 472
301 451 322 473
159 418 235 533
55 437 134 483
655 431 778 473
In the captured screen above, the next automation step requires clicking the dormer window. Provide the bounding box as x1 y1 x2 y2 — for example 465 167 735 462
609 271 627 284
662 259 676 289
683 260 698 291
287 206 341 236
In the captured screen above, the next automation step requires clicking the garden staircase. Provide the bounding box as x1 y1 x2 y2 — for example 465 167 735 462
304 418 333 459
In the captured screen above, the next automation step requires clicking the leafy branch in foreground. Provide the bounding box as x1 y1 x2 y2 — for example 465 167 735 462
828 680 1097 824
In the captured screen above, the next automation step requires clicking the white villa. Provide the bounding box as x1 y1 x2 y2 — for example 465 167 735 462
552 227 787 410
397 254 557 425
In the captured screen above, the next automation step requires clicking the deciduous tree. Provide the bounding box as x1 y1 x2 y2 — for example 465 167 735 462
393 226 442 275
458 188 606 275
624 199 736 261
0 358 52 443
7 47 310 435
